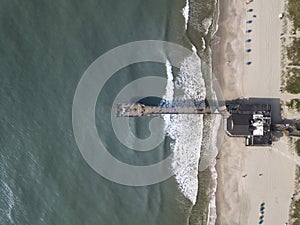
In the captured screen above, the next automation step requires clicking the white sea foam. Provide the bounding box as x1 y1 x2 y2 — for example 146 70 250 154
167 114 203 205
192 44 197 54
182 0 190 30
188 1 213 35
163 60 175 127
202 17 213 35
207 164 218 225
202 37 206 51
206 115 222 225
163 53 206 204
164 60 174 102
174 52 206 101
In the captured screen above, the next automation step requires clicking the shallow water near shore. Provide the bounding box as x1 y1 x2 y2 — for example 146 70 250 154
0 0 218 224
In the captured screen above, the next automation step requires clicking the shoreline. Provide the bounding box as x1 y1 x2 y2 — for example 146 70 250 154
212 0 246 221
212 0 299 224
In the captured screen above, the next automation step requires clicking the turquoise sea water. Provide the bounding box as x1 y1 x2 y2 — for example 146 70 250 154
0 0 217 224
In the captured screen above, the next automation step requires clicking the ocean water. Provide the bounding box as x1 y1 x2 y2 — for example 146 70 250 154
0 0 218 225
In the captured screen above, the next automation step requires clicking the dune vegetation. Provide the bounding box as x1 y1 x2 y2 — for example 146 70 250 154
285 0 300 94
290 166 300 225
286 99 300 111
287 0 300 31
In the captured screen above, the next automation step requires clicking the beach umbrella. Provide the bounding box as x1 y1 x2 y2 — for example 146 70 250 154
259 220 264 224
246 61 252 65
260 206 265 211
253 14 257 18
246 29 252 33
259 215 264 220
246 39 252 42
261 202 265 206
247 20 253 24
247 9 253 12
246 49 251 53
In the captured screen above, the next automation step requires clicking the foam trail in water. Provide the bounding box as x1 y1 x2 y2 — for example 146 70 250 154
207 163 217 225
163 60 174 127
164 60 174 102
206 115 222 225
202 17 212 35
211 0 220 37
164 52 206 204
202 37 206 51
188 1 213 34
182 0 190 30
192 44 197 54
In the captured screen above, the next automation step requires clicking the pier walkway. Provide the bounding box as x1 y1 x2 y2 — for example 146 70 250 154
116 103 214 117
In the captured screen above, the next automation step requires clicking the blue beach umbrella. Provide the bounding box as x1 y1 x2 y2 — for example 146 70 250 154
247 8 253 12
246 29 252 33
259 220 264 224
247 20 253 24
246 39 252 42
246 61 252 65
260 206 265 211
246 49 251 53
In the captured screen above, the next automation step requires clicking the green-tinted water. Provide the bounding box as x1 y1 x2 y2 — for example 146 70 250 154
0 0 216 224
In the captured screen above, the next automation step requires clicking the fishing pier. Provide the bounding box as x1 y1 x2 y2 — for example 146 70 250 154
115 98 300 146
116 102 214 117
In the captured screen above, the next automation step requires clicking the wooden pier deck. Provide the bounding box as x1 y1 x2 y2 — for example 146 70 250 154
116 103 213 117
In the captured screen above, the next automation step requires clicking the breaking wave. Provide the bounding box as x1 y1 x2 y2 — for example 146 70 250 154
170 0 221 221
163 51 206 204
164 60 174 102
163 60 174 128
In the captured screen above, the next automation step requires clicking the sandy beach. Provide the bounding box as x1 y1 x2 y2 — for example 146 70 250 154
213 0 300 224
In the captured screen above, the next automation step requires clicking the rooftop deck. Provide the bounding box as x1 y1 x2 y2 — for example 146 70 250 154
225 100 272 146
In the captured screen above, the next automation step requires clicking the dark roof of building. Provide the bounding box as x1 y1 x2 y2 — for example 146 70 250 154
238 104 271 112
225 99 273 146
227 114 252 136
